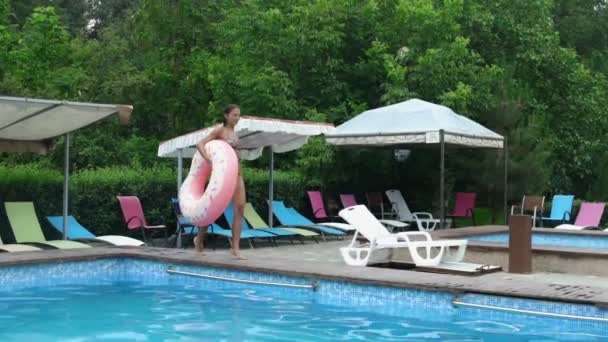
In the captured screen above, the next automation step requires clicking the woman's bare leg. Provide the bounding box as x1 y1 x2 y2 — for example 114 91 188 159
194 226 207 255
231 176 247 259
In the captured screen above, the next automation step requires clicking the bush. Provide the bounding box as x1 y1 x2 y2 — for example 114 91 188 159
0 163 317 240
71 166 176 236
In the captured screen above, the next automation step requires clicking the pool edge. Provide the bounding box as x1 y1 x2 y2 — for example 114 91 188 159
0 246 607 309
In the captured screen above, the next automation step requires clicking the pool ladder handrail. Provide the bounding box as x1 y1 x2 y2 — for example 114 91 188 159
453 296 608 322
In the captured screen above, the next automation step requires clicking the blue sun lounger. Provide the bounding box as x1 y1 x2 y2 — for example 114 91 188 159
271 201 345 240
47 215 144 246
225 203 299 239
172 198 272 249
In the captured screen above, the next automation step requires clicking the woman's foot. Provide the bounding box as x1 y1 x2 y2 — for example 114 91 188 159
231 248 247 260
194 236 205 256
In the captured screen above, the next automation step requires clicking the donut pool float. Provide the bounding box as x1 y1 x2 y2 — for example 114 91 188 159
178 140 238 226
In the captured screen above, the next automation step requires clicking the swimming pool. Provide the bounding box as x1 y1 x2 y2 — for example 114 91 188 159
468 232 608 249
0 258 606 341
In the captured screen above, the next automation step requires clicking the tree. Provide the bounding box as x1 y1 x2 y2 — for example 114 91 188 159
0 0 15 87
4 0 608 207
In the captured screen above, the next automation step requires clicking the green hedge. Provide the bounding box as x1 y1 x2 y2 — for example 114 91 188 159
0 164 315 241
70 166 176 237
0 164 66 241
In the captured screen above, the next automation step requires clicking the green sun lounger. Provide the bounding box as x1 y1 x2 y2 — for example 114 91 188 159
5 202 91 250
0 235 42 252
244 203 320 239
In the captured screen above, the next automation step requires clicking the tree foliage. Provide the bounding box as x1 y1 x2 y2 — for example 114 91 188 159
2 0 608 210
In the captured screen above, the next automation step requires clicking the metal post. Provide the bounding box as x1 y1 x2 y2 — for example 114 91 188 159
62 133 70 240
176 148 184 248
268 149 275 227
504 138 508 225
177 148 184 189
439 130 445 229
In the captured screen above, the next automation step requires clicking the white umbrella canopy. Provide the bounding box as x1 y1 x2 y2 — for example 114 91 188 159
325 98 506 228
0 96 132 154
325 98 503 148
158 115 335 160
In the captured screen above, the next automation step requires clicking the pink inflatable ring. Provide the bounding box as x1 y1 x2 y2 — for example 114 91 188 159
178 140 239 227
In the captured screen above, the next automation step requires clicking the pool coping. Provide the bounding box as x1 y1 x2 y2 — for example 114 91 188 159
1 246 607 309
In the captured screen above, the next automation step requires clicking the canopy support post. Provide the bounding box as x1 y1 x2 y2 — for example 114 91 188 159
268 149 275 227
440 130 445 229
504 138 508 225
176 148 184 248
62 133 70 240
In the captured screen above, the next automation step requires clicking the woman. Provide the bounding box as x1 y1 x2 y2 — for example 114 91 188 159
194 104 246 259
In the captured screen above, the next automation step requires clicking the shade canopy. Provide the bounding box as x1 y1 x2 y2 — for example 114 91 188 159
0 96 132 154
325 99 503 149
325 98 507 229
0 95 133 241
157 116 335 160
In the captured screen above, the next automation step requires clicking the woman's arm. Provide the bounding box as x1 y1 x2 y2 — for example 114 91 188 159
196 127 222 161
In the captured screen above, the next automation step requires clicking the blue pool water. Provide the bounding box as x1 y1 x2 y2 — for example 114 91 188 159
0 258 606 341
468 232 608 249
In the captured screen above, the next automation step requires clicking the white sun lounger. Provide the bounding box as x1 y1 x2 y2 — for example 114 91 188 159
386 190 440 231
338 205 467 267
320 218 408 231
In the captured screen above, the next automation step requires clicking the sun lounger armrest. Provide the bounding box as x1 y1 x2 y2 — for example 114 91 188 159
443 239 467 246
384 202 397 216
393 231 432 243
379 219 408 228
412 212 435 220
466 208 474 217
126 216 144 228
407 239 468 250
371 233 412 246
408 239 467 246
510 205 520 215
